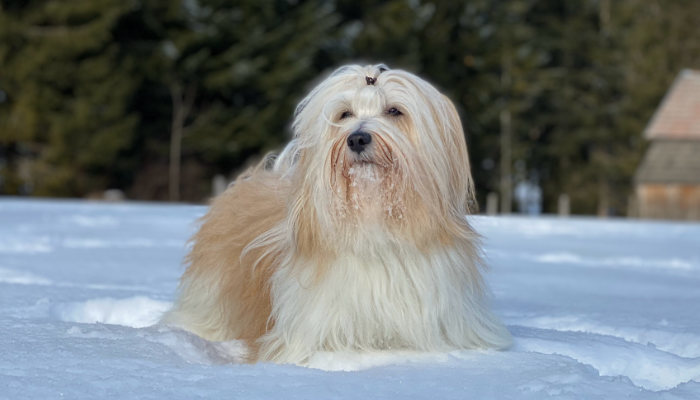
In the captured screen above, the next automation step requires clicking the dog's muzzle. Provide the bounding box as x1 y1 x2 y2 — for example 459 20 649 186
347 131 372 154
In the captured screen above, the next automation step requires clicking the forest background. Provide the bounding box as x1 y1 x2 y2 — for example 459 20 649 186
1 0 699 215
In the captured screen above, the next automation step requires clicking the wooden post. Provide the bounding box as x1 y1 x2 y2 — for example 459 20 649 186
212 174 227 197
558 193 570 217
627 194 638 218
486 192 499 216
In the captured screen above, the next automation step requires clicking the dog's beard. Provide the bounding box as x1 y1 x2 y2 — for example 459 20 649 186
285 64 480 249
328 133 406 224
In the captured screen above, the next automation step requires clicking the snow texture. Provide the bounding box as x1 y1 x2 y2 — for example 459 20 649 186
1 198 699 399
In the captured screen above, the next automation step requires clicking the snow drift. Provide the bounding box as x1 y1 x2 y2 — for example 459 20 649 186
1 199 698 399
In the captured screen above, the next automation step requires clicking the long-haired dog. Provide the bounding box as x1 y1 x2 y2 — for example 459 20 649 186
163 64 512 364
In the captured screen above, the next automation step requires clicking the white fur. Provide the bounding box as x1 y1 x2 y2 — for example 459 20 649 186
165 64 512 365
258 233 511 363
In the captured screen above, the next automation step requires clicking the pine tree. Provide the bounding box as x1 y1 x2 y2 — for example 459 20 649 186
0 0 141 196
3 0 699 210
128 0 339 201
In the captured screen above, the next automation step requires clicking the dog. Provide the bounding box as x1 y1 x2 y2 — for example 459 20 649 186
163 64 512 364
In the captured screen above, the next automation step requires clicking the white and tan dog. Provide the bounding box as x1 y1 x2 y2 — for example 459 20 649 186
163 64 511 364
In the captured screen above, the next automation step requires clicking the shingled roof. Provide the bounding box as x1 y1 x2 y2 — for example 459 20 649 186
644 69 700 140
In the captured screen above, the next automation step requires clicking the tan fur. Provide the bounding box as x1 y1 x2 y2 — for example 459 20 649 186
162 166 288 356
164 64 512 365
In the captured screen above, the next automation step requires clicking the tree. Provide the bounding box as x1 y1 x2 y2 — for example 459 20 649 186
0 0 141 196
128 0 340 201
3 0 699 211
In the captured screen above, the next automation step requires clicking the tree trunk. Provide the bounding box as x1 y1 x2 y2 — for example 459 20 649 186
499 108 512 214
499 50 513 214
169 83 195 202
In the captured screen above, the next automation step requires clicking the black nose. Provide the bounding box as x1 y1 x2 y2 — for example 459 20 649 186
347 131 372 154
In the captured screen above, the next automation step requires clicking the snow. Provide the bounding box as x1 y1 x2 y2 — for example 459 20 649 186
51 297 171 328
1 198 699 399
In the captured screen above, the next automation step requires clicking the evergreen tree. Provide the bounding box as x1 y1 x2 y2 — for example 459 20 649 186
2 0 699 211
0 0 141 196
129 0 339 201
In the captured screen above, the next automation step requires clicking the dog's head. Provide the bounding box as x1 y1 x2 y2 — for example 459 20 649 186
284 64 476 246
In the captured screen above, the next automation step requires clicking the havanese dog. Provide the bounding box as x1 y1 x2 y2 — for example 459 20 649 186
163 64 512 364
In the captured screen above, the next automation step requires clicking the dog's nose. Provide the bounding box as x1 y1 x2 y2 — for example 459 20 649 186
347 131 372 154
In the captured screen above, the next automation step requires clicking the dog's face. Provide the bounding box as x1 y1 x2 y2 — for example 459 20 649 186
287 64 475 246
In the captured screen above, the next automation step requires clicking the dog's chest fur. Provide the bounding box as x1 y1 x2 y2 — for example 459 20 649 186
258 233 481 363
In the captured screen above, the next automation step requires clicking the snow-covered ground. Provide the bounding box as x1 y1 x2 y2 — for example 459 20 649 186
1 198 699 399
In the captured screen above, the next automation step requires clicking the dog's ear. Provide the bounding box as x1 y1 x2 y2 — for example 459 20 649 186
440 95 478 214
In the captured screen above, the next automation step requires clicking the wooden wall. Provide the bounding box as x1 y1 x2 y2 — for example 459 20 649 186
636 183 700 220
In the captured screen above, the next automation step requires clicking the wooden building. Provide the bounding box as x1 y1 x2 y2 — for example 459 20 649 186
635 69 700 220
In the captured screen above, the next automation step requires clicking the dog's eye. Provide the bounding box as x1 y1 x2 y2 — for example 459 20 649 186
339 111 353 120
386 107 403 117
